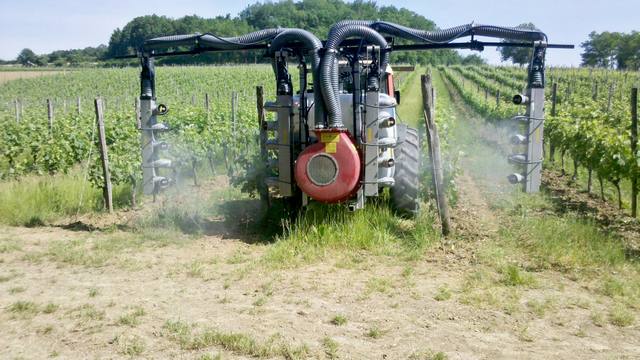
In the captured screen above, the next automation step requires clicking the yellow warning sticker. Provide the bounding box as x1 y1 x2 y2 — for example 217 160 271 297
325 143 338 153
321 133 340 143
367 128 373 143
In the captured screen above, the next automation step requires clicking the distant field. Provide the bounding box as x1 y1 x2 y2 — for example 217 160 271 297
0 70 64 84
0 66 70 71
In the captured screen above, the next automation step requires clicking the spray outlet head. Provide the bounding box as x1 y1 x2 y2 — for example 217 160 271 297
154 103 169 115
152 176 171 189
513 94 529 105
379 117 396 128
510 134 527 145
507 173 525 184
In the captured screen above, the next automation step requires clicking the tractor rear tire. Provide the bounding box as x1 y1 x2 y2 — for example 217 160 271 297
391 125 420 217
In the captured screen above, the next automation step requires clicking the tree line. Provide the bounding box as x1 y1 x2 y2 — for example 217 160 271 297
13 46 107 67
9 0 476 67
106 0 467 65
4 0 638 69
581 31 640 70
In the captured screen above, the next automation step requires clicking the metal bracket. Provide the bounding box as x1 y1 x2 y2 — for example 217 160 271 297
522 43 547 193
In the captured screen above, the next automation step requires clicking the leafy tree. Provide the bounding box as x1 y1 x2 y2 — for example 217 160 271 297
46 45 107 66
17 48 38 66
16 0 520 66
106 0 463 65
615 31 640 70
581 31 640 70
581 31 623 68
461 54 486 65
497 23 539 66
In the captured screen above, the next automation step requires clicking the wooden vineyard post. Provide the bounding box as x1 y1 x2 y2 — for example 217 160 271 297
129 175 137 208
135 97 141 129
231 91 237 135
203 92 214 175
256 86 269 204
551 83 558 115
496 90 500 109
587 81 595 191
631 87 638 217
607 84 614 113
14 99 20 123
47 99 54 133
232 91 238 158
421 74 451 236
484 88 488 105
422 75 437 198
549 83 558 162
77 96 82 116
94 98 113 213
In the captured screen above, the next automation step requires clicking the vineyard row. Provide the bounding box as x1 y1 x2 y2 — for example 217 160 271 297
440 65 639 216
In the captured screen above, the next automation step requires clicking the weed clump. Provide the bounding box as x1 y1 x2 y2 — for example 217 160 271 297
7 301 39 318
609 305 635 327
162 320 309 357
264 201 439 266
500 264 536 287
330 314 348 326
434 285 452 301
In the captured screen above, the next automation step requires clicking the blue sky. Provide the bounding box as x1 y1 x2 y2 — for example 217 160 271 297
0 0 637 66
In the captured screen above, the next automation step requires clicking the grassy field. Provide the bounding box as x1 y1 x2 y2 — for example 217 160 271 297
0 67 639 359
0 70 64 84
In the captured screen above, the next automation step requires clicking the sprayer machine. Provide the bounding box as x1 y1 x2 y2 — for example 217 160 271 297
128 21 572 215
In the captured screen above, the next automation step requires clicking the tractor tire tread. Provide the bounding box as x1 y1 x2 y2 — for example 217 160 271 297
391 125 420 217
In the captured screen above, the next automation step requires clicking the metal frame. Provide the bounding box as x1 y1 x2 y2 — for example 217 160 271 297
116 40 573 60
139 55 173 196
522 44 546 193
130 31 572 201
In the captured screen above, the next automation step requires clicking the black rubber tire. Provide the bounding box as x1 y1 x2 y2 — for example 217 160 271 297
391 125 420 217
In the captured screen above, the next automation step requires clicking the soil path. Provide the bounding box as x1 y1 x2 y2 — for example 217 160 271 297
2 223 638 359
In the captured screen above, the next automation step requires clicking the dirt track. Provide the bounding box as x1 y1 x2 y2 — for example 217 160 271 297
2 204 639 359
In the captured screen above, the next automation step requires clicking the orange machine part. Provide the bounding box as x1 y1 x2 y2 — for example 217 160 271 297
386 72 395 96
294 129 361 203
